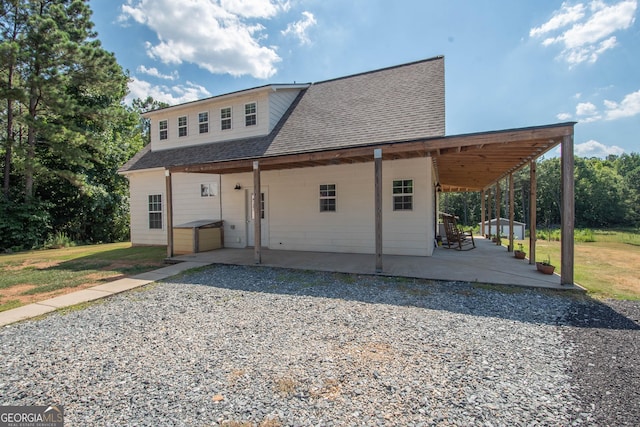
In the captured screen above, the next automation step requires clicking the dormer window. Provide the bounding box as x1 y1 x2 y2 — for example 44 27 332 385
178 116 187 137
221 107 231 130
198 112 209 134
245 102 257 126
158 120 168 140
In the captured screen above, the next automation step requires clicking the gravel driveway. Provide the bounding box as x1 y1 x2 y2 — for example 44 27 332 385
1 265 638 426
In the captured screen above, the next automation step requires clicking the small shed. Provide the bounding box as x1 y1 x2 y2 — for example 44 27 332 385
173 220 223 255
479 218 526 240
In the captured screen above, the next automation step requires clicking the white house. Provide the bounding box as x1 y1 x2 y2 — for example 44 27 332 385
119 56 576 280
479 218 526 240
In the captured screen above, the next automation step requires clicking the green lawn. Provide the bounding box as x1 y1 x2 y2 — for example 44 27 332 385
0 243 167 312
513 229 640 300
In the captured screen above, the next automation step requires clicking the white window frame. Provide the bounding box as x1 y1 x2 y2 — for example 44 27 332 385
319 184 336 212
392 179 413 211
245 102 257 126
159 120 168 141
178 115 188 137
220 107 232 130
148 194 163 229
198 111 209 134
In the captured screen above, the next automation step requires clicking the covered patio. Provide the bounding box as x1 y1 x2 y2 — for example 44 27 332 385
165 122 577 286
170 236 582 290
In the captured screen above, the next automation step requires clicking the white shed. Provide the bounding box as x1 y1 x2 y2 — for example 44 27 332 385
479 218 526 240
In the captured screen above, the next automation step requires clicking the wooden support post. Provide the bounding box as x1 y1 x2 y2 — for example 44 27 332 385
253 160 261 264
509 173 515 252
165 169 174 258
530 161 537 265
495 180 501 244
487 187 492 238
561 134 575 285
374 149 383 273
480 189 486 237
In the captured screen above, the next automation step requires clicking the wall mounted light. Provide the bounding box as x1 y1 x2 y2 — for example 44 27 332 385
436 182 442 192
234 184 242 190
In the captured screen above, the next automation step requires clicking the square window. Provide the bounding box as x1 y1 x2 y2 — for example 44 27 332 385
178 116 187 137
198 112 209 134
245 102 257 126
320 184 336 212
392 179 413 210
221 107 231 130
159 120 168 140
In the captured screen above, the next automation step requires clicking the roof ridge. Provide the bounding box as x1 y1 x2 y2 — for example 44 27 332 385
311 55 444 86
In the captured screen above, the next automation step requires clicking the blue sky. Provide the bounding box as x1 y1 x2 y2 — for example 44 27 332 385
89 0 639 157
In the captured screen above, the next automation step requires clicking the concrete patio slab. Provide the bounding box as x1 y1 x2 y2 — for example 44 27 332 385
172 237 583 291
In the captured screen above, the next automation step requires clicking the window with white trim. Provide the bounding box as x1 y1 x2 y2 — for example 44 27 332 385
245 102 257 126
198 112 209 134
221 107 231 130
148 194 163 229
159 120 168 140
393 179 413 211
178 116 187 137
319 184 336 212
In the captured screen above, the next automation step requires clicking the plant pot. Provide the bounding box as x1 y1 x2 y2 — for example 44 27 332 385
514 250 526 259
536 262 555 275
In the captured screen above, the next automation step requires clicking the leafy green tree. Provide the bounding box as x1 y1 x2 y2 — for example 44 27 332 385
0 0 140 249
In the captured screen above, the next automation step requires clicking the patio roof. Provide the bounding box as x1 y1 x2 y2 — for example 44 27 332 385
169 122 575 193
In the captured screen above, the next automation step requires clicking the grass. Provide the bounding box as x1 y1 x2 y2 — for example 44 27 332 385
0 242 167 312
511 229 640 300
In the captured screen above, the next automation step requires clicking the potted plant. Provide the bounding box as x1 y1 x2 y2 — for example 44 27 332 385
536 255 555 274
514 243 526 259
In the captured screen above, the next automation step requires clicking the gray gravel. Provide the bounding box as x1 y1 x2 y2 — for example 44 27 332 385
0 264 637 426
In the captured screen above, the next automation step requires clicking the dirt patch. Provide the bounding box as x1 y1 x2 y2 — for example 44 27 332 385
4 261 59 271
0 281 101 307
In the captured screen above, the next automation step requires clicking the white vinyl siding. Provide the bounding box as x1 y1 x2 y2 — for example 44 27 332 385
268 90 300 131
219 158 434 255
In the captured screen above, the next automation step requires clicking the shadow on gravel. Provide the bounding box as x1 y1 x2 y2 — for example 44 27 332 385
166 264 640 330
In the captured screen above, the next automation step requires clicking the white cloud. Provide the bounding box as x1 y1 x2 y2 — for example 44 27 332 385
530 0 637 65
281 11 317 45
575 139 625 157
576 101 598 115
530 3 586 37
126 78 212 106
604 89 640 119
137 65 178 80
575 101 602 122
220 0 289 18
557 112 573 120
120 0 285 79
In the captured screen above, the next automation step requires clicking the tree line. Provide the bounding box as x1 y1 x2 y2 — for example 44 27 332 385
0 0 160 251
2 1 638 252
440 153 640 229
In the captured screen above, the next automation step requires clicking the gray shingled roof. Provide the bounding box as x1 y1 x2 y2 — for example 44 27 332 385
119 56 445 173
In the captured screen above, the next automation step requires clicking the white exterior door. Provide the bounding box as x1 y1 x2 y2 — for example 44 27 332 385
247 188 269 247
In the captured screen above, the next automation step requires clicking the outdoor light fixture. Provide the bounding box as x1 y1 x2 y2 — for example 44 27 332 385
234 184 242 190
436 182 442 192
